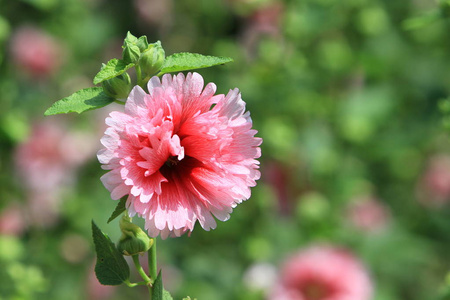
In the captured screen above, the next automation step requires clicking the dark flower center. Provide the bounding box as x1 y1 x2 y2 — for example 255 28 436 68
164 156 180 168
301 282 331 300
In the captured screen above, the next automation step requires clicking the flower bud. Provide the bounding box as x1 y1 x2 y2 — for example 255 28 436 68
139 41 165 77
117 215 153 256
122 43 140 64
101 72 132 100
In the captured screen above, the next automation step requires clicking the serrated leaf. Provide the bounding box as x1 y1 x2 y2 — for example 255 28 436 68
152 271 173 300
158 53 233 75
44 88 114 115
92 221 130 285
93 59 135 85
107 197 127 224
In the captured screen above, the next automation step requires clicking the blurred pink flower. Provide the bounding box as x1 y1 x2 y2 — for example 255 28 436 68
98 72 262 238
0 203 27 236
345 195 390 233
270 246 373 300
15 120 96 227
239 2 284 58
417 154 450 207
10 26 64 77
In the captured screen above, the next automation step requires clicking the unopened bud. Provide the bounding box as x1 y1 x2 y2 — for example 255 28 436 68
102 72 132 100
117 215 153 256
139 41 165 77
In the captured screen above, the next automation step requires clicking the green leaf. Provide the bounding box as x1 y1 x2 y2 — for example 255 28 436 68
152 271 173 300
92 221 130 285
93 59 135 85
158 53 233 75
152 271 163 300
44 88 114 115
107 197 127 224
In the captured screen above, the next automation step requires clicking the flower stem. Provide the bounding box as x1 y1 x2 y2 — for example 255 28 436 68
132 254 152 285
124 279 148 287
149 238 157 282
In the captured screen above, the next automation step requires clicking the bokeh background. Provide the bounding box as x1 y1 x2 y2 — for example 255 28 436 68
1 0 450 299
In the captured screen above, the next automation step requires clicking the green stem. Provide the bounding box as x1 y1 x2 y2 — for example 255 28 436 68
132 254 152 297
124 279 148 287
132 254 152 284
149 238 157 282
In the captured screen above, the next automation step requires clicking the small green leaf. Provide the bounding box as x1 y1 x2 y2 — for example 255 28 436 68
152 271 173 300
158 53 233 75
44 88 114 115
93 59 135 85
92 221 130 286
107 197 127 224
152 271 163 300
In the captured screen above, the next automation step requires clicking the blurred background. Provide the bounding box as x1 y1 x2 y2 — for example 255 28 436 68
1 0 450 299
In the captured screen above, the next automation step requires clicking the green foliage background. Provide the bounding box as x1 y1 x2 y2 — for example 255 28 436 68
1 0 450 299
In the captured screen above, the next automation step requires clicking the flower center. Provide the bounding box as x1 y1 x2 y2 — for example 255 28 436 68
164 155 180 168
301 282 330 300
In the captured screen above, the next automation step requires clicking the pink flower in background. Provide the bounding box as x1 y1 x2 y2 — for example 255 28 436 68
417 154 450 207
15 120 96 227
10 26 64 77
345 195 390 233
0 203 27 236
98 72 261 238
270 246 373 300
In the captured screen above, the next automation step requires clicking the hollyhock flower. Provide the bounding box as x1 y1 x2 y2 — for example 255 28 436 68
15 120 96 227
98 72 261 239
345 195 390 233
417 154 450 207
15 120 95 193
270 246 373 300
10 26 64 77
0 203 27 236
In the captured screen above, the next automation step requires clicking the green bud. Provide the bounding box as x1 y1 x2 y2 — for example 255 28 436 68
117 215 153 256
122 43 140 64
101 72 132 100
139 41 165 77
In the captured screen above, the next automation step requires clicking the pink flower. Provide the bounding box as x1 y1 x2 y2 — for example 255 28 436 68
0 203 27 236
345 195 390 233
98 72 262 238
10 26 64 77
270 246 373 300
417 154 450 207
15 119 96 227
